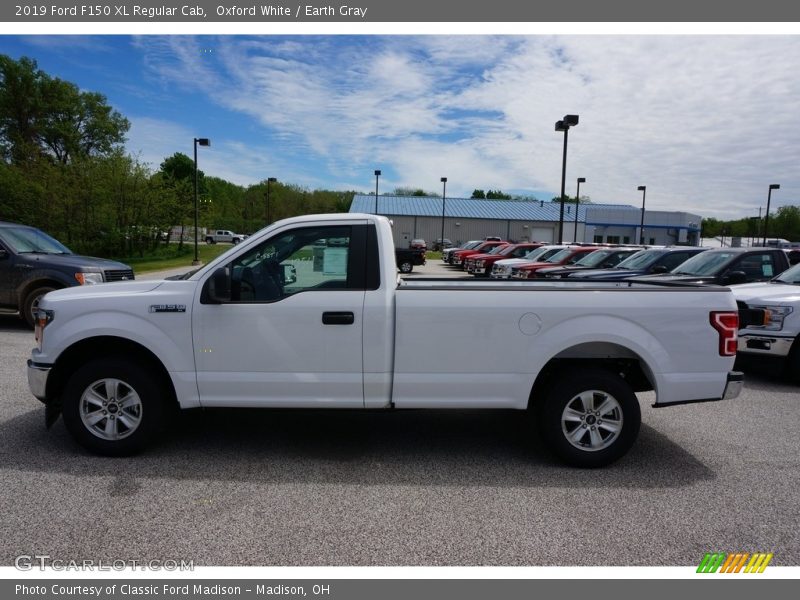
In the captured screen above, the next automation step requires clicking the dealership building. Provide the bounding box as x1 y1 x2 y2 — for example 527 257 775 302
349 194 702 247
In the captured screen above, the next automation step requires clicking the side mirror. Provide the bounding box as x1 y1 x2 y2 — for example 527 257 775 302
202 267 231 303
723 270 747 285
651 265 668 274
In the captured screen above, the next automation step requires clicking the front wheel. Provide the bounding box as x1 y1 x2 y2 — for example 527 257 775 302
399 260 413 273
22 285 57 329
537 368 641 468
61 358 166 456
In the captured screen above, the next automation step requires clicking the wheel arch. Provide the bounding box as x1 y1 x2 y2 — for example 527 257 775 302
18 276 69 310
47 336 178 410
528 342 655 410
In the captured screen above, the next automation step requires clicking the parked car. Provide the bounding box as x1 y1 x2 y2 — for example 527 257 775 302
409 239 427 250
463 244 518 275
536 247 642 278
442 240 481 263
433 238 453 251
567 247 708 280
450 240 508 267
0 221 134 328
490 245 568 279
205 229 247 244
466 243 544 277
633 247 791 286
732 262 800 382
395 248 427 273
510 246 600 279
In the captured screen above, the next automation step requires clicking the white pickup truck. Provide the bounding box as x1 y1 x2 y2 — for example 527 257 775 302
205 229 246 244
732 261 800 383
27 214 746 467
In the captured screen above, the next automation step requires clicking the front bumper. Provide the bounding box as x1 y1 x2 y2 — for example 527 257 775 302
738 334 794 358
27 360 52 402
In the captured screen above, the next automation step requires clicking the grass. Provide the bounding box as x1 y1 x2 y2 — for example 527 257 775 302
114 243 233 274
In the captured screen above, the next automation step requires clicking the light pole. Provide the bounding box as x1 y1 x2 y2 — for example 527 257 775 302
265 177 277 224
637 185 647 244
193 137 210 266
555 114 579 243
374 169 381 213
762 184 780 246
440 177 447 250
574 177 585 242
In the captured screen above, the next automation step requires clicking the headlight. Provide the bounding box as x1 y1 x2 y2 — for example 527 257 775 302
75 272 104 285
753 305 793 331
476 260 485 267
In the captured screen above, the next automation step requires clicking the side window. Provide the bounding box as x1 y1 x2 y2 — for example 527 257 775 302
660 252 691 271
737 253 775 279
225 225 354 303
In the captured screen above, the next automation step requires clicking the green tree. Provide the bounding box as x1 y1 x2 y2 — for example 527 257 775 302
471 189 486 199
772 205 800 240
0 54 129 165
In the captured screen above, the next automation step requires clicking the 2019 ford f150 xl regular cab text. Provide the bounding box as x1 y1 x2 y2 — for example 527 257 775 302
28 214 745 467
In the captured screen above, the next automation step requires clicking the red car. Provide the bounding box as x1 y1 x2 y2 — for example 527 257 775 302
509 246 599 279
450 240 508 267
466 243 543 276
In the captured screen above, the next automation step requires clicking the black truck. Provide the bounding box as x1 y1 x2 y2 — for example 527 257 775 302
395 248 427 273
0 221 134 328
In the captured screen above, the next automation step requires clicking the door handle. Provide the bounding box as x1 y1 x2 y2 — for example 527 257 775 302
322 311 355 325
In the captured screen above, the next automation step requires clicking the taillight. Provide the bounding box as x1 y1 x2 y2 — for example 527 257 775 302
710 311 738 357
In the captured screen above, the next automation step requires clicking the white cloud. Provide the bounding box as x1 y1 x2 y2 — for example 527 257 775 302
132 35 800 219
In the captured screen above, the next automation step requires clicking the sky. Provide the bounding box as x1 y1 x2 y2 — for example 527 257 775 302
1 34 799 220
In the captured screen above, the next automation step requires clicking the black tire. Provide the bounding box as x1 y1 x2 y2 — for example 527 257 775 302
786 342 800 384
537 368 641 468
399 261 413 274
61 358 166 456
22 285 57 329
233 238 240 245
205 237 214 244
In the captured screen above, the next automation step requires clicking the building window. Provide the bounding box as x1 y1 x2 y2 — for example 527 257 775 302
649 237 656 245
606 236 620 244
593 235 603 243
623 236 630 244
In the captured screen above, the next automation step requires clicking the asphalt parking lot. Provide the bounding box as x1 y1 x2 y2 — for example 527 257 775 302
1 280 798 567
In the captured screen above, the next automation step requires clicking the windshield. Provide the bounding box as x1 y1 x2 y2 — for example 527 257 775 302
484 245 507 255
573 249 614 267
671 251 735 276
544 248 576 263
774 262 800 284
524 246 561 261
615 249 663 270
0 226 72 254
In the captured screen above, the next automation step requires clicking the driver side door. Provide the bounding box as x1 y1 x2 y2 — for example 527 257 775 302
191 223 367 408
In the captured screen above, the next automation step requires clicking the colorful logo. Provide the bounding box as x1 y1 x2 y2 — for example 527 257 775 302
697 552 773 573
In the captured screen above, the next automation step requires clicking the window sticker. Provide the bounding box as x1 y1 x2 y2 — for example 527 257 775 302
323 247 348 275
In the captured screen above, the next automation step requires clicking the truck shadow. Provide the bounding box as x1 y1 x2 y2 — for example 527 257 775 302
1 407 714 489
0 314 27 332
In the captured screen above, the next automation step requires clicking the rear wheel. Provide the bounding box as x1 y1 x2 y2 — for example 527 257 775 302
205 237 214 244
538 368 641 467
399 260 413 273
62 358 166 456
22 285 56 329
